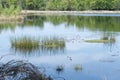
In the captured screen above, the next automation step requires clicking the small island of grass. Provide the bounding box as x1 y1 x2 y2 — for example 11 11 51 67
11 37 65 53
40 37 65 49
11 37 39 51
84 37 115 43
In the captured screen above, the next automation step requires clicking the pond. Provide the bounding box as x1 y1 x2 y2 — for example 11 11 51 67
0 14 120 80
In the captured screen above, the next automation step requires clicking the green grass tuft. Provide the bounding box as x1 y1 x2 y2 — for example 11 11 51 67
40 37 65 49
11 37 65 53
11 37 39 51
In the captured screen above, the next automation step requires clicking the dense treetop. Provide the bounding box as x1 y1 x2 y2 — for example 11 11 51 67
0 0 120 11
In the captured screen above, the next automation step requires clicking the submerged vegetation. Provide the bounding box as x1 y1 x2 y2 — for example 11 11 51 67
74 64 83 71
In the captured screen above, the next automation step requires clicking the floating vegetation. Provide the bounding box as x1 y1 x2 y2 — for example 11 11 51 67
56 65 64 73
0 60 52 80
11 37 39 52
84 37 115 43
85 39 110 43
74 64 83 71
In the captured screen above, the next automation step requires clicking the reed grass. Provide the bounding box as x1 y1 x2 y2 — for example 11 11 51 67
11 37 65 53
40 37 65 49
11 37 39 50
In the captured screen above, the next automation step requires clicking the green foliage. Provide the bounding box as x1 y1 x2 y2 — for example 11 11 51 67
0 0 120 11
91 0 113 10
0 0 21 16
0 1 3 14
112 0 120 10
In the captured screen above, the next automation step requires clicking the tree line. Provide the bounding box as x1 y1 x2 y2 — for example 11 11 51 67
0 0 120 11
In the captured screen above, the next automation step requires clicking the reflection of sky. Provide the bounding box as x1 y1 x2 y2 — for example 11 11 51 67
0 16 120 80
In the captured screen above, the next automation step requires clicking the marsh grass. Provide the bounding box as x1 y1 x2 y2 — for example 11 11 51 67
11 37 39 51
85 37 115 43
85 39 110 43
11 37 65 54
40 37 65 49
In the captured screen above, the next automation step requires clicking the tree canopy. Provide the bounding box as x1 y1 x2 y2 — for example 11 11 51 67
0 0 120 11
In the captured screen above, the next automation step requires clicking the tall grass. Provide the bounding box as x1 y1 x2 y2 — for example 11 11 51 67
11 37 39 51
40 37 65 49
11 37 65 53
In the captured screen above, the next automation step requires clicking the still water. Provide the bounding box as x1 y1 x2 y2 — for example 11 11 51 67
0 14 120 80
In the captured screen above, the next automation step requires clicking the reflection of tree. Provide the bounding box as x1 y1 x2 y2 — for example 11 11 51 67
0 23 17 33
0 16 45 33
45 15 120 32
1 15 119 33
24 16 45 28
12 47 65 57
102 32 117 52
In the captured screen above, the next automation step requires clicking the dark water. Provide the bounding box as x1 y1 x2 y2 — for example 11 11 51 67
0 14 120 80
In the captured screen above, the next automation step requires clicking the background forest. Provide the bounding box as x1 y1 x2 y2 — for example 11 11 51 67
0 0 120 11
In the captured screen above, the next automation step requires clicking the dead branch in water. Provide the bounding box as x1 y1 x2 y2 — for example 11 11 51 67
0 60 52 80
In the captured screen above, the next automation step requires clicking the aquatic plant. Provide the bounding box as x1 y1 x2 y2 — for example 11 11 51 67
85 38 115 43
85 39 110 43
11 37 39 51
11 36 65 55
40 37 65 49
74 64 83 71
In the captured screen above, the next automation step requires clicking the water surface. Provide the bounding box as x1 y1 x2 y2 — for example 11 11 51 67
0 14 120 80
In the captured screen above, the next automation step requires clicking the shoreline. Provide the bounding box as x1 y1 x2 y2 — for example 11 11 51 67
21 10 120 15
0 10 119 23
